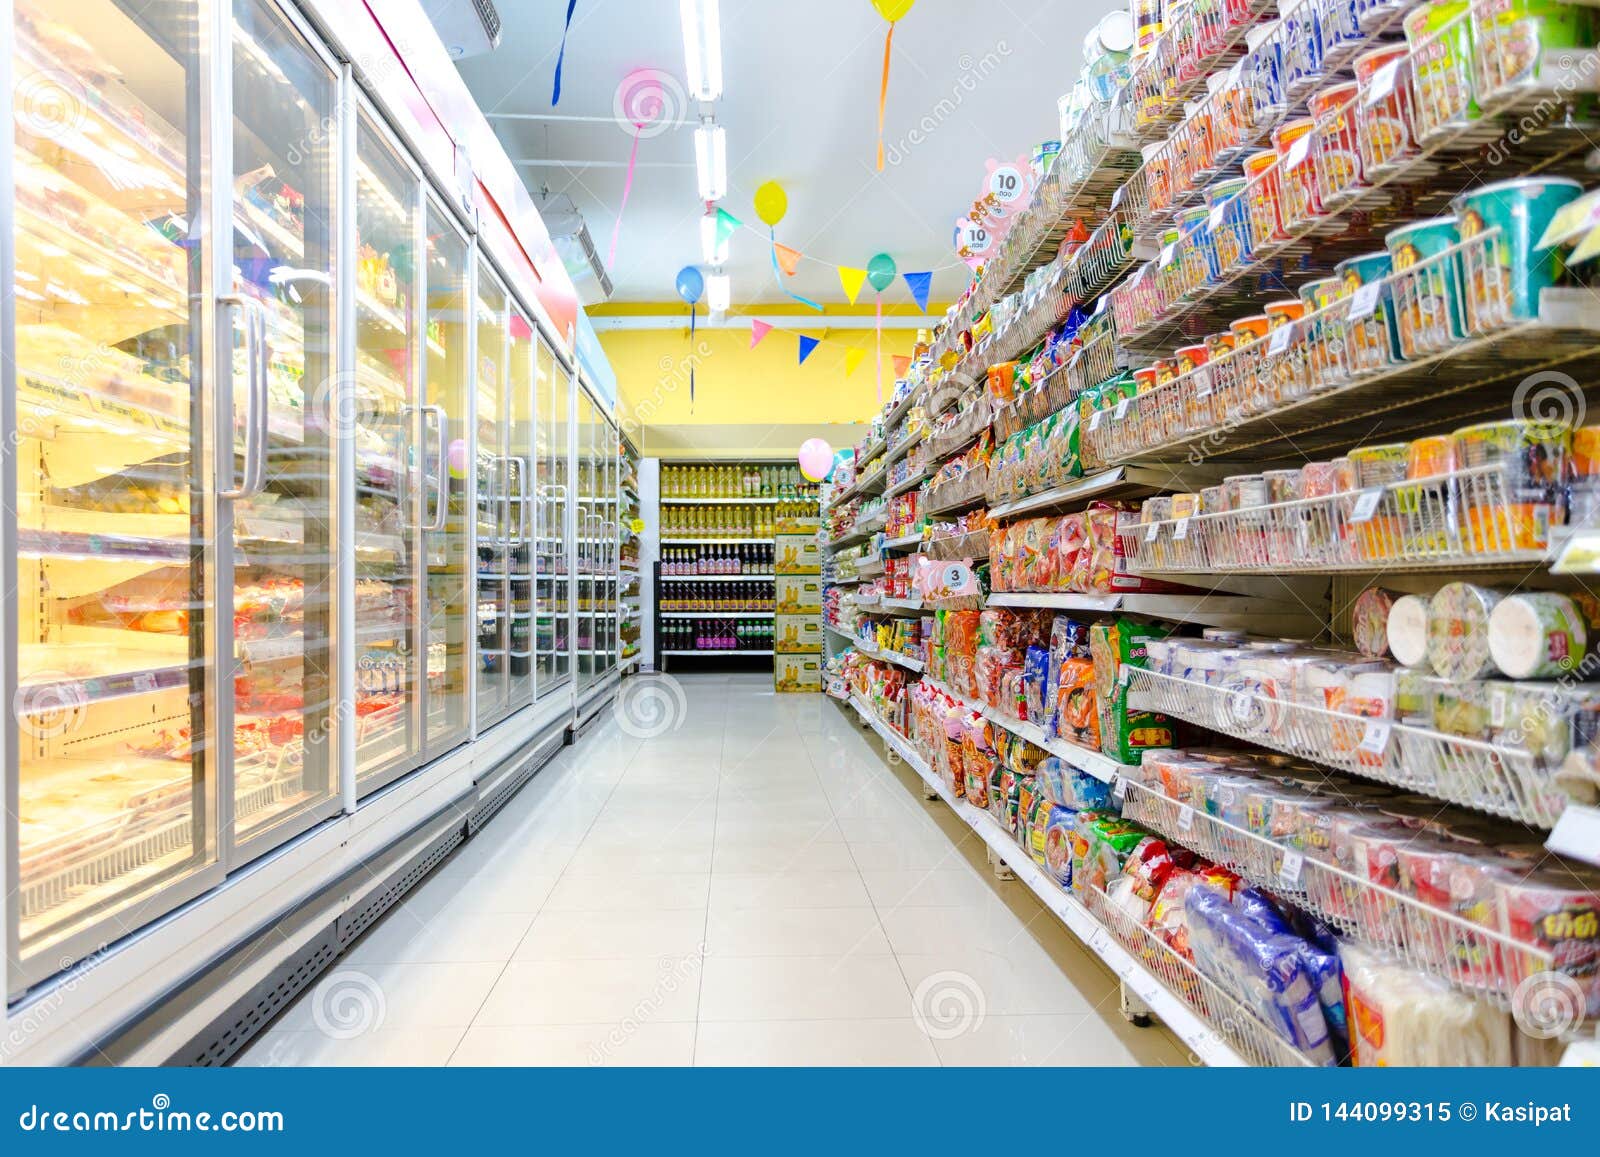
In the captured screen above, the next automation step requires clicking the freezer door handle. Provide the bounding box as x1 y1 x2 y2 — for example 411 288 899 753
218 295 269 500
423 405 449 531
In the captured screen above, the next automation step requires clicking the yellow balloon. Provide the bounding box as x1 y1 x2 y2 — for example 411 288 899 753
872 0 915 21
753 180 788 228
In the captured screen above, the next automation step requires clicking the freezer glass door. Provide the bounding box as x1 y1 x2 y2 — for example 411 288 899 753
533 338 567 698
422 201 470 753
506 308 536 708
474 275 508 728
573 391 596 687
11 0 217 974
351 109 420 790
227 0 340 850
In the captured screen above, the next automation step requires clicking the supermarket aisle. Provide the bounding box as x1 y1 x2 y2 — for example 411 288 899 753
236 674 1187 1067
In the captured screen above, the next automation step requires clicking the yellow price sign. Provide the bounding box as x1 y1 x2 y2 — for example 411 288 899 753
629 518 645 534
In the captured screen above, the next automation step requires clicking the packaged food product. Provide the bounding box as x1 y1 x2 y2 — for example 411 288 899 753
1388 594 1433 669
1353 587 1398 657
1334 250 1401 372
1309 81 1363 203
1405 0 1480 140
1496 868 1600 1018
1453 177 1584 327
1474 0 1598 100
1354 43 1414 173
1274 117 1321 227
1452 418 1568 553
1341 942 1514 1066
1386 215 1465 355
1487 591 1587 678
1426 582 1505 681
1244 148 1286 244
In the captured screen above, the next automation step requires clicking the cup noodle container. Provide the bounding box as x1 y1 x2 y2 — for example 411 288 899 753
1244 149 1287 245
1347 442 1409 560
1487 591 1587 678
1450 177 1584 328
1387 594 1434 669
1426 582 1503 680
1452 418 1568 553
1352 45 1412 173
1495 867 1600 1017
1405 0 1480 140
1274 116 1322 228
1334 250 1402 372
1474 0 1598 101
1309 81 1365 203
1385 215 1465 357
1570 426 1600 529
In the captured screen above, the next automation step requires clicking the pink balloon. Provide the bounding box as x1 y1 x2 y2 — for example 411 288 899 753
797 437 834 482
447 438 470 479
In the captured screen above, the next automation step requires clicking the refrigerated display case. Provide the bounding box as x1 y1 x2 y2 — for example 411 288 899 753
620 439 641 671
4 0 614 1025
536 336 572 699
573 387 620 691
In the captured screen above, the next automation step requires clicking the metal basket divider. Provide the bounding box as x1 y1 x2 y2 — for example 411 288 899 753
1457 225 1511 336
1412 0 1478 144
1357 51 1419 178
1121 775 1556 1006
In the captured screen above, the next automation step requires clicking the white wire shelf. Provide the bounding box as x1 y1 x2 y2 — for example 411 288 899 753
843 695 1274 1067
882 533 923 553
1123 667 1571 829
920 677 1129 785
985 591 1323 635
1122 463 1556 575
923 528 991 563
1118 777 1572 1029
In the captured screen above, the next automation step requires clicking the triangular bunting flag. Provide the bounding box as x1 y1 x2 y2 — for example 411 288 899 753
902 270 933 312
797 335 820 365
837 266 868 305
749 319 773 348
844 348 866 376
774 243 803 277
892 355 911 377
715 207 741 247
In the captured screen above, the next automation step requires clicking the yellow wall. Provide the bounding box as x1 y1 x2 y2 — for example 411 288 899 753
595 302 933 460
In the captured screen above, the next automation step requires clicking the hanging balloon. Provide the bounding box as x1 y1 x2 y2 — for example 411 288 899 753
870 0 917 170
797 437 834 483
866 252 897 292
753 181 788 228
675 265 704 304
447 438 470 480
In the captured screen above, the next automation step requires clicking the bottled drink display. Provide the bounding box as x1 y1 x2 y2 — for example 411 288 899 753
660 503 816 539
660 463 821 502
659 619 774 652
658 581 774 614
660 544 774 576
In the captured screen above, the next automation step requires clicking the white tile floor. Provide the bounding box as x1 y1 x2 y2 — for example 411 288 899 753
235 673 1191 1068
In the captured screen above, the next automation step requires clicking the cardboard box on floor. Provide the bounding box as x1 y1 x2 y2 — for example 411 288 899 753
774 652 822 692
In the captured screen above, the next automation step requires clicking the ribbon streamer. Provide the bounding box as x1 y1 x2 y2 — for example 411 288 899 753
608 123 642 267
877 22 895 171
552 0 578 104
689 302 696 411
769 229 824 311
875 297 883 405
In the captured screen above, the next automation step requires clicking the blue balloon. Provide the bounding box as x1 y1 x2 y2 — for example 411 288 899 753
675 265 704 304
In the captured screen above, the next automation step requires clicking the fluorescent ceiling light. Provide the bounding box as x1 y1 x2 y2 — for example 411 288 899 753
694 119 726 202
700 206 728 264
680 0 723 101
706 271 730 313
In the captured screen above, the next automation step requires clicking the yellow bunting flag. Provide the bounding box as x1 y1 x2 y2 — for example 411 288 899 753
844 347 866 376
837 266 868 304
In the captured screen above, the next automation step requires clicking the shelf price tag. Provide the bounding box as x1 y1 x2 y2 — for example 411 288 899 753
1278 848 1306 889
1112 775 1129 803
1114 397 1132 421
1358 720 1392 755
1284 133 1313 170
1209 201 1229 231
1348 282 1382 321
1144 520 1161 543
1089 927 1112 955
1089 410 1105 431
1160 242 1177 267
1177 805 1196 832
1349 486 1385 524
1363 60 1400 106
1267 322 1296 357
1173 517 1190 541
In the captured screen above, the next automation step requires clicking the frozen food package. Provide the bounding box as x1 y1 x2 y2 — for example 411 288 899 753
1351 587 1397 658
1386 594 1432 670
1488 591 1587 680
1426 583 1505 681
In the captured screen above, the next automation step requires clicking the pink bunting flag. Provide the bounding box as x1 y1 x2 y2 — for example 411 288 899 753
749 319 773 349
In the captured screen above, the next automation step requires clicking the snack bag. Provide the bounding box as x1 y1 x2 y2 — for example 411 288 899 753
1043 804 1079 886
1053 657 1100 748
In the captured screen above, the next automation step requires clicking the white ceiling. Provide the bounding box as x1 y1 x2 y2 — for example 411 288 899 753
447 0 1117 306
